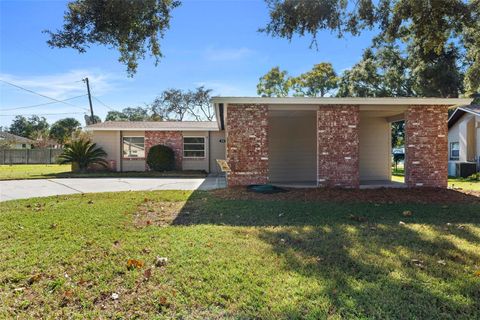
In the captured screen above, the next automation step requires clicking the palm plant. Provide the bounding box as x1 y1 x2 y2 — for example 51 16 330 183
58 138 108 172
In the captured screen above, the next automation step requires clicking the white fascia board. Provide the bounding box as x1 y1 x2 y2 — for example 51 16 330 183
211 96 472 106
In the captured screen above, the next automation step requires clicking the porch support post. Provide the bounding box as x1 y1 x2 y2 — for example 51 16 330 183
405 105 448 188
226 104 269 186
317 105 360 188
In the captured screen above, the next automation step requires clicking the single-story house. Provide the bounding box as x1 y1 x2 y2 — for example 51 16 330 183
86 97 471 188
447 105 480 177
0 131 34 149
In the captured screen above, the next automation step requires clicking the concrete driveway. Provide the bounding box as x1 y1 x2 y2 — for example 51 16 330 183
0 176 226 202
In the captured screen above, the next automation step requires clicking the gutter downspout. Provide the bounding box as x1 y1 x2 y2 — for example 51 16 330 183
208 131 211 173
119 130 123 172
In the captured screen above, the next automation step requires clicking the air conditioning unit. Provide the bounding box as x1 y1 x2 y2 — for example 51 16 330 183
455 162 477 178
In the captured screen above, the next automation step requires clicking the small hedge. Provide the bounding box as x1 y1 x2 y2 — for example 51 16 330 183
146 145 175 171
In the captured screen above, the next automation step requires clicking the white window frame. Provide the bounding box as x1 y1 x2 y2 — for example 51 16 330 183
122 136 145 159
183 136 206 159
450 142 459 161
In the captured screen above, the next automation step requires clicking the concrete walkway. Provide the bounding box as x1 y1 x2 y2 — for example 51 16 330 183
0 176 226 202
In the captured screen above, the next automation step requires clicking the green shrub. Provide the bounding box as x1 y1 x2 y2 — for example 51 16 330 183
58 138 108 172
466 172 480 181
146 145 175 171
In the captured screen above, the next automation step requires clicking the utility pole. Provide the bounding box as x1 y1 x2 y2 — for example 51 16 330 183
83 77 96 124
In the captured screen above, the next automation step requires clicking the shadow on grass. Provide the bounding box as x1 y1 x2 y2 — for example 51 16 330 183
171 189 480 318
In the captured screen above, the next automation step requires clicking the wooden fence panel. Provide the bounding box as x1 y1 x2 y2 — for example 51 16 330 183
0 149 63 164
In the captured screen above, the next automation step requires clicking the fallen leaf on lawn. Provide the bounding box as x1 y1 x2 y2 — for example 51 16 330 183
50 223 57 229
411 259 425 268
474 270 480 277
142 248 151 254
159 296 170 307
349 214 367 222
402 210 412 217
143 268 152 281
437 260 446 265
399 221 406 226
113 240 120 247
27 274 42 285
155 257 168 267
14 287 25 292
146 220 152 225
127 259 144 270
111 293 119 300
63 290 73 298
87 200 94 204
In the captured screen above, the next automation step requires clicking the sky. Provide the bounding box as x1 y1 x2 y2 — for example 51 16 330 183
0 0 377 128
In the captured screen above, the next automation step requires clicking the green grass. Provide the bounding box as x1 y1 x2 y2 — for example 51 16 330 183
1 190 479 319
0 164 72 180
0 164 206 180
392 169 480 191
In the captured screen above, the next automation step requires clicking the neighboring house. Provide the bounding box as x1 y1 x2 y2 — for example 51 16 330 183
85 121 225 173
447 105 480 177
86 97 471 188
0 131 34 149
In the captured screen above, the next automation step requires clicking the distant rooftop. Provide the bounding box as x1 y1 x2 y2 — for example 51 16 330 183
0 131 34 144
85 121 219 131
448 104 480 128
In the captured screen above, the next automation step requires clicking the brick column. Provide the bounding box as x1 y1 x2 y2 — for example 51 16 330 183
226 104 268 186
144 131 183 170
317 105 360 188
405 105 448 188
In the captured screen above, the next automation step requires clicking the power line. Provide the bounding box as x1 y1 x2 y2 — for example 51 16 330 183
92 96 115 111
0 79 89 112
2 94 87 111
0 112 85 117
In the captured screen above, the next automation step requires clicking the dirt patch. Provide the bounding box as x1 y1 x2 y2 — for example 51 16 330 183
134 200 186 227
211 187 480 204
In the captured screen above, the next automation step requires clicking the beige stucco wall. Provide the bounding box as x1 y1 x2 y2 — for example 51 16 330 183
209 130 226 173
268 112 317 182
92 131 121 171
359 115 391 181
122 159 146 171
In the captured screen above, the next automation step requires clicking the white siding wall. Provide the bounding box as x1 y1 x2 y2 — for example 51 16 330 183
268 113 317 182
448 119 460 161
359 115 391 181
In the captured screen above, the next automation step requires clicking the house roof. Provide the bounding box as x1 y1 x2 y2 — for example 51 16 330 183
0 131 34 144
211 97 472 106
84 121 220 131
448 105 480 128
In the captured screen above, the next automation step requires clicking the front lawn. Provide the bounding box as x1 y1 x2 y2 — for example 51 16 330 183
0 164 206 180
1 189 479 318
392 168 480 191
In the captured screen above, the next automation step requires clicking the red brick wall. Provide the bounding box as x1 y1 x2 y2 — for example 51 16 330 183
144 131 183 170
226 104 268 186
317 105 360 188
405 105 448 188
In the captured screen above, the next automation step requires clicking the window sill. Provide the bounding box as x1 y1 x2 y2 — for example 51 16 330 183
183 157 206 160
122 157 146 160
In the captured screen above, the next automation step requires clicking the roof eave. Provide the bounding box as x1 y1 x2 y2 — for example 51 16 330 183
211 97 473 106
